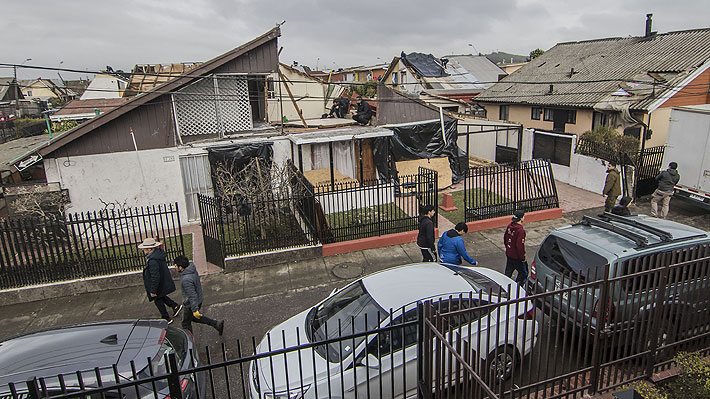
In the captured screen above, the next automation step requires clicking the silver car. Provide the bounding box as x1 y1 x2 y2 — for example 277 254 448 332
249 262 538 399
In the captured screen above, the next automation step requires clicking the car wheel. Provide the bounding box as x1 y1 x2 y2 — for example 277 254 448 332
487 346 518 382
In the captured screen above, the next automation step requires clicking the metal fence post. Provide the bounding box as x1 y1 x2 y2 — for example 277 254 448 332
167 352 183 399
645 251 671 378
25 377 40 399
589 264 610 394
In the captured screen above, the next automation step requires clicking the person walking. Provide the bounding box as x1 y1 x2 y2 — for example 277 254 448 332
611 196 632 216
437 222 477 266
139 237 182 323
174 255 224 335
417 205 437 262
651 162 680 219
504 210 528 285
603 162 622 212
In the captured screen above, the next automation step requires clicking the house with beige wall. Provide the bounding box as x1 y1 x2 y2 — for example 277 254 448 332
476 23 710 151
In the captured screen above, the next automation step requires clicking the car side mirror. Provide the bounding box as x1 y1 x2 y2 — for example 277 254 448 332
357 354 380 369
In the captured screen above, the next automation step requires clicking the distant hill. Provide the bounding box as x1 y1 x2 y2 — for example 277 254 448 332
484 52 529 65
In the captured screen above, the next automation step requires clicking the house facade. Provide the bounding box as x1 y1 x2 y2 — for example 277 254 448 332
476 26 710 150
20 78 75 103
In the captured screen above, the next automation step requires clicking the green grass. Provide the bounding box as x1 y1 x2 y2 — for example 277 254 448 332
437 189 510 223
324 202 416 241
86 233 193 262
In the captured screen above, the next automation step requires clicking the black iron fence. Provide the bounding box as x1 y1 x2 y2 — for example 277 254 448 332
5 244 709 399
0 203 184 289
464 159 559 222
198 166 438 260
0 121 48 144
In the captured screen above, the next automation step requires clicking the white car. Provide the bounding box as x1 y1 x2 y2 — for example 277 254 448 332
249 263 538 399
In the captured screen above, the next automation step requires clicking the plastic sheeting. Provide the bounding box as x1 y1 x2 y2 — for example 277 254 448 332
374 119 466 185
207 142 273 186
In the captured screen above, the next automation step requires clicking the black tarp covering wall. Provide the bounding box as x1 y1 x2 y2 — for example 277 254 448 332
401 52 448 78
374 119 466 184
207 142 273 187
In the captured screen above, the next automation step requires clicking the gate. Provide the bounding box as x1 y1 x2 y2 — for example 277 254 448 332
634 145 666 197
197 194 224 268
464 159 559 221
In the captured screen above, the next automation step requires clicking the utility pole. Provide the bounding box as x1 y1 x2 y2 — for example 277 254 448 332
13 58 32 111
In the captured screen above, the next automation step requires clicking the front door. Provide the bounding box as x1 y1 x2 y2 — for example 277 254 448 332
553 109 567 132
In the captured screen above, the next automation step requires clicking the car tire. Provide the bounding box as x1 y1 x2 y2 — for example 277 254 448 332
487 345 518 382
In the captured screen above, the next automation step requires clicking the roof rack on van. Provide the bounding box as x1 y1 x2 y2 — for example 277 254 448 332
577 216 649 248
598 212 673 242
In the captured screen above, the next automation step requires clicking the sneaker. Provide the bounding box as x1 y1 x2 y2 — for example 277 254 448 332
217 320 224 336
172 305 183 317
167 318 174 325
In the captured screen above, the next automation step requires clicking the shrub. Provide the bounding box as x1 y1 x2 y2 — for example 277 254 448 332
664 352 710 399
351 80 377 98
579 126 641 163
620 381 667 399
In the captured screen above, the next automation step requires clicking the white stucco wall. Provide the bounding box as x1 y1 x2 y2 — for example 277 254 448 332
457 125 497 161
43 137 295 223
521 128 607 193
267 66 345 123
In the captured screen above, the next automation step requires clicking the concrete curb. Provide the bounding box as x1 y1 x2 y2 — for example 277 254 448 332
0 268 180 307
322 208 563 256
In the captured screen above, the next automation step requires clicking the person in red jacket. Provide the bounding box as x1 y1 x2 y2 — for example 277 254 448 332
503 210 528 285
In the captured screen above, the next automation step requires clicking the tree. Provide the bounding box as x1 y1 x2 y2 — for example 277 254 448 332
529 48 545 60
351 80 377 98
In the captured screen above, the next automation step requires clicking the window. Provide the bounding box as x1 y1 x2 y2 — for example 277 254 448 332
531 107 542 120
393 72 398 84
401 71 407 84
543 108 554 121
537 235 608 279
566 110 576 124
592 111 609 129
267 77 275 99
533 132 572 166
499 105 509 120
367 308 418 358
26 90 32 97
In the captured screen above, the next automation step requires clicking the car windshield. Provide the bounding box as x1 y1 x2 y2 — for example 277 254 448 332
444 265 508 298
136 327 187 388
307 281 386 363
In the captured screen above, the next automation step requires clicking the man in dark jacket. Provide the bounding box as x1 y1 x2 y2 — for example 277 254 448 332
174 255 224 335
503 210 527 285
651 162 680 219
437 222 477 266
417 205 436 262
603 162 622 212
352 96 372 125
139 237 181 323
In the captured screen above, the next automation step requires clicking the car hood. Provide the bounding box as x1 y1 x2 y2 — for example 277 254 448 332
254 308 339 394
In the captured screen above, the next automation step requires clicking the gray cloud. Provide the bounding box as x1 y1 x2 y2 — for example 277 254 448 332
4 0 709 80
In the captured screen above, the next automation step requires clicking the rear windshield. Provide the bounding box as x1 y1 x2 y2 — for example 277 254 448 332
444 265 508 298
538 235 608 279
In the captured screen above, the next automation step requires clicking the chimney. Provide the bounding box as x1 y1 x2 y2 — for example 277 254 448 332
645 14 653 37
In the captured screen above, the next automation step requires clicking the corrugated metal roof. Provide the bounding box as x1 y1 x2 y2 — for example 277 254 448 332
445 55 506 85
421 55 505 95
475 28 710 110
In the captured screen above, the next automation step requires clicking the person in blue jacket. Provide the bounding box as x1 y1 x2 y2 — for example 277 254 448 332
437 222 477 266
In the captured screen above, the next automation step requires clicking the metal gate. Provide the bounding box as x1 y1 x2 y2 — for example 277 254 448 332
634 145 666 197
197 193 224 268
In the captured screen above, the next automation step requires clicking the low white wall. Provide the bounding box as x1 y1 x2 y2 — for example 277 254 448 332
457 125 496 161
317 186 395 214
522 129 607 193
44 148 201 222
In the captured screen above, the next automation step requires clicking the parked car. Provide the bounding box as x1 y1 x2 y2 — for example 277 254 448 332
529 212 710 342
249 262 538 399
0 319 205 398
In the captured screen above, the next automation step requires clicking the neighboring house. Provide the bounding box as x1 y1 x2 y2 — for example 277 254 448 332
498 62 528 75
64 79 90 98
330 64 388 83
272 63 345 123
9 28 392 223
475 23 710 150
122 63 200 97
484 51 528 65
0 78 23 102
381 53 506 103
80 73 130 100
50 98 132 122
20 78 75 102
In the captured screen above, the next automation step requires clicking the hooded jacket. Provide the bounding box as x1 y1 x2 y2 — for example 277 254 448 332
437 229 476 266
603 168 622 197
142 248 176 301
356 100 372 119
504 221 526 260
416 215 435 249
656 169 680 192
179 262 204 312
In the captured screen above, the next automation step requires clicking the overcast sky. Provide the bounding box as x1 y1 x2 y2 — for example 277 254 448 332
4 0 710 81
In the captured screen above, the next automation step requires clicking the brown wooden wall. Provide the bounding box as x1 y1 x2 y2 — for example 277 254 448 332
50 39 279 158
376 84 449 125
